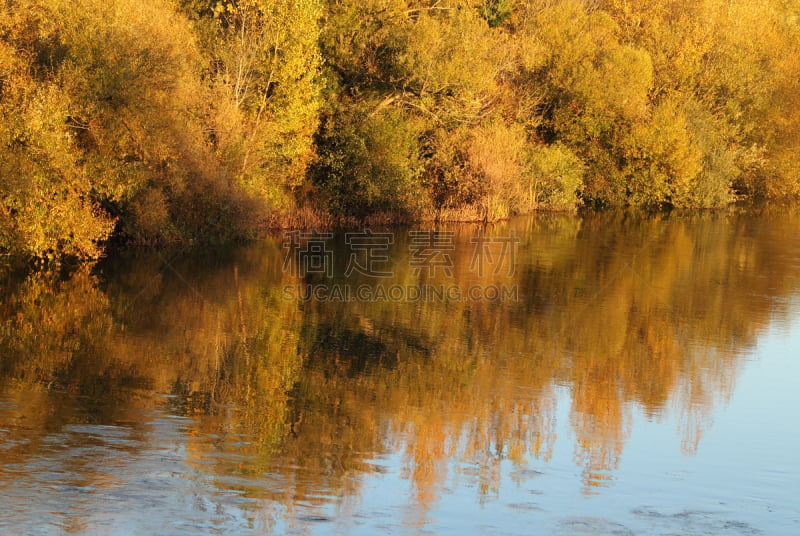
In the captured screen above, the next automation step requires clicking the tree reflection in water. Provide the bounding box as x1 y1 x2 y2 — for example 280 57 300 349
1 210 799 529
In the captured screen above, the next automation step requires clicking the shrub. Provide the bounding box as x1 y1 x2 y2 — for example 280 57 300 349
525 143 585 211
315 102 427 219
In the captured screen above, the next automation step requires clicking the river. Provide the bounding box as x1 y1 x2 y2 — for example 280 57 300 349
1 209 799 535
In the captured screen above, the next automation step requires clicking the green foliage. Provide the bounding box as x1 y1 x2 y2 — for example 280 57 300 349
318 0 408 91
315 101 426 218
478 0 512 28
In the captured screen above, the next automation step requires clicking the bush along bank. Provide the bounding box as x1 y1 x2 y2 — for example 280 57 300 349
2 0 800 261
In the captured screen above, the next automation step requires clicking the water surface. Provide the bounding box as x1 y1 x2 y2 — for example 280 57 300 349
1 210 799 535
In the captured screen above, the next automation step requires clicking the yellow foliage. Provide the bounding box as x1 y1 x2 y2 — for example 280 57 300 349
3 0 800 258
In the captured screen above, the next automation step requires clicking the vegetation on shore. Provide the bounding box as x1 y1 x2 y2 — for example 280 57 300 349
2 0 800 260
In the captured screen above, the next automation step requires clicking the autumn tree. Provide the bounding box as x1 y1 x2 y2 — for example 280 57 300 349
187 0 323 211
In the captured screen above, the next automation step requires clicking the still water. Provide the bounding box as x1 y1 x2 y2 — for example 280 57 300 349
1 210 799 535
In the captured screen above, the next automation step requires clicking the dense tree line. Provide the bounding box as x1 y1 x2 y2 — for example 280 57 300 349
2 0 800 259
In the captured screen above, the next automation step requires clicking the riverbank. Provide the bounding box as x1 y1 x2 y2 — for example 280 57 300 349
4 0 800 262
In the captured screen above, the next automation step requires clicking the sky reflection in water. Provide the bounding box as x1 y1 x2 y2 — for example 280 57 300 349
0 210 799 535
